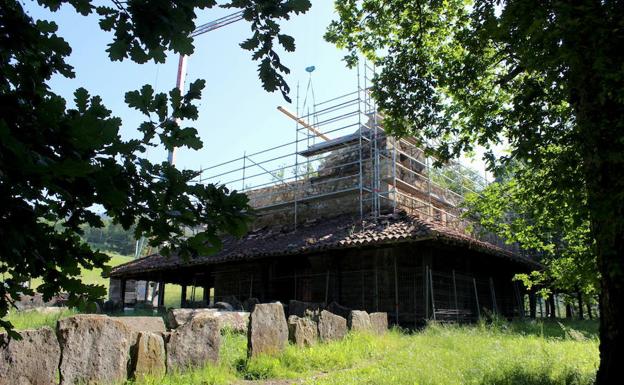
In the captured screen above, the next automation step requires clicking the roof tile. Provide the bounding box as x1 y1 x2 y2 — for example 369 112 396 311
110 212 536 278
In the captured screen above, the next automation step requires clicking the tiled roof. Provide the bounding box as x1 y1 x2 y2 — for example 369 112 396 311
110 212 537 278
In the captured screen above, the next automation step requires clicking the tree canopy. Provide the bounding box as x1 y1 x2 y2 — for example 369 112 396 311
326 0 623 382
0 0 310 336
463 155 597 298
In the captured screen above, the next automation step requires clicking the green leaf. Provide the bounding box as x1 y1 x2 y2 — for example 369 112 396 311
125 85 154 115
278 34 296 52
287 0 311 14
74 88 89 112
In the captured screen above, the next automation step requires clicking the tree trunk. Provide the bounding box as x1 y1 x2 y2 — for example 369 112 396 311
577 291 584 320
567 2 624 382
586 299 593 320
577 87 624 385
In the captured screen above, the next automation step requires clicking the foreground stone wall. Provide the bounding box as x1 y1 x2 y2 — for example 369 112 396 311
57 315 136 385
0 306 387 385
0 327 60 385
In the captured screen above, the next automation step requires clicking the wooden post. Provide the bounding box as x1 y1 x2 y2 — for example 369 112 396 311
513 281 525 318
549 295 557 319
553 294 559 318
489 277 498 314
361 269 365 310
203 286 209 305
413 270 417 327
429 268 436 321
393 255 399 324
425 265 430 320
473 278 481 319
157 282 165 309
529 290 537 319
144 281 150 302
374 255 379 312
120 279 127 307
452 270 459 322
577 291 584 320
545 296 551 317
293 270 297 301
181 285 187 308
324 269 330 305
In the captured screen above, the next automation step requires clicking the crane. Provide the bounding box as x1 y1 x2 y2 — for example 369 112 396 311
135 11 244 261
168 10 244 165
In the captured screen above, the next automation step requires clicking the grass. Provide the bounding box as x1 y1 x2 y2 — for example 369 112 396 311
3 308 79 331
4 305 599 385
130 319 599 385
29 251 134 296
161 285 206 309
3 252 133 332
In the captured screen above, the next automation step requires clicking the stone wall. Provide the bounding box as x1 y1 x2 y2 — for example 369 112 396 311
0 306 387 385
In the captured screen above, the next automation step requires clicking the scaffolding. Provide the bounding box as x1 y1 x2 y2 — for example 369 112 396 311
197 63 520 255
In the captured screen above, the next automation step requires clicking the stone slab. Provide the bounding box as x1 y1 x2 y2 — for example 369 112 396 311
57 314 136 385
0 327 61 385
348 310 372 332
317 310 347 342
113 316 166 333
248 303 288 357
287 315 318 347
166 314 220 371
369 312 389 334
130 332 166 380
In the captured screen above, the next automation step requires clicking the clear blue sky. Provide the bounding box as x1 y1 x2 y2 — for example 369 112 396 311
24 1 490 189
23 1 361 173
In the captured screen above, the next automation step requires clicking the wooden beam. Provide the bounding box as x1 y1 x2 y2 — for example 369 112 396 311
157 281 165 309
393 254 399 324
181 285 187 308
120 279 126 307
277 106 330 141
203 286 210 305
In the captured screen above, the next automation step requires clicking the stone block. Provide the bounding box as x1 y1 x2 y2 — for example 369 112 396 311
57 314 135 385
165 308 217 329
248 303 288 357
130 332 166 380
348 310 372 332
166 314 220 371
317 310 347 342
369 312 389 334
287 315 318 347
216 311 249 333
0 327 61 385
113 316 166 333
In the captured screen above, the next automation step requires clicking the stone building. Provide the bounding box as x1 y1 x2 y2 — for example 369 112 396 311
109 90 537 326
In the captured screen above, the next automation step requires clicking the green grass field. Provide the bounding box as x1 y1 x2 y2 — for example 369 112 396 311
28 251 133 295
28 251 187 308
3 308 79 331
133 320 599 385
